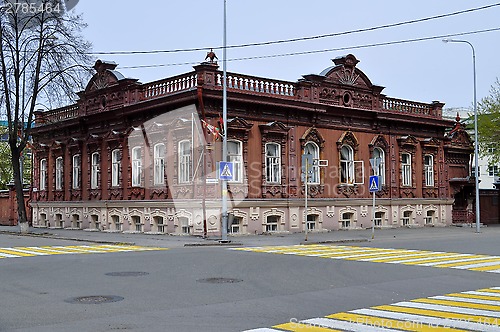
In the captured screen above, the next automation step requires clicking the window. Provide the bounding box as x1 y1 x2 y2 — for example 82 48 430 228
111 149 121 187
424 155 434 187
39 159 47 191
307 214 317 231
373 148 385 186
179 217 190 234
55 214 63 228
229 216 242 234
154 144 166 185
472 166 480 177
304 142 319 184
374 212 383 226
228 140 243 182
401 153 412 187
40 213 47 227
340 145 354 184
71 214 80 229
72 155 81 189
111 215 121 231
402 211 412 226
266 215 279 232
132 216 142 232
55 157 63 190
265 143 281 183
91 215 99 230
488 165 499 177
154 216 165 233
178 140 192 183
91 152 100 189
425 211 434 224
131 147 142 187
341 212 353 228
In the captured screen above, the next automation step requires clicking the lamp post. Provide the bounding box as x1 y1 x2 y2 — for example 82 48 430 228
442 39 481 233
221 0 229 242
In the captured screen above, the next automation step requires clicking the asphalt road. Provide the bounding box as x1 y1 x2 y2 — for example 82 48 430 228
0 228 498 332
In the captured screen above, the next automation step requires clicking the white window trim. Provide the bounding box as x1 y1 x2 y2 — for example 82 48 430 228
304 141 320 184
132 146 142 187
373 147 385 186
178 140 192 184
154 143 166 186
402 153 412 187
91 152 100 189
72 154 81 189
228 140 243 183
111 149 120 187
40 159 47 191
424 155 434 187
55 157 63 190
265 142 281 184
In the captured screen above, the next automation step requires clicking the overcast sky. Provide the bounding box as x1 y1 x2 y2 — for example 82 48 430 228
74 1 500 110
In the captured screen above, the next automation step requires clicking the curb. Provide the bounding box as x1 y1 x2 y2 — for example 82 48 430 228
0 231 136 246
184 242 243 247
300 238 369 245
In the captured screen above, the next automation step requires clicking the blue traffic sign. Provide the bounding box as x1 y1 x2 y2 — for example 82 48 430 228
218 162 234 181
369 175 380 192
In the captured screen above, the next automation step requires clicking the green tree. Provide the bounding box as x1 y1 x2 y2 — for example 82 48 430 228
0 1 92 232
476 78 500 164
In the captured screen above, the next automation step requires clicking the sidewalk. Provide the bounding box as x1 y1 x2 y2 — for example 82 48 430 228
1 224 495 248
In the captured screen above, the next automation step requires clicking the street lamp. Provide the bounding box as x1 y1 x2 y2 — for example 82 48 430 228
221 0 229 242
442 39 481 233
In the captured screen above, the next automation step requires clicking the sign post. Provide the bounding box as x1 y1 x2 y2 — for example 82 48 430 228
302 154 313 241
301 155 328 241
369 158 381 240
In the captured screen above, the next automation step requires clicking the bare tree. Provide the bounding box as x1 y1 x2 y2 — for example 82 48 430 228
0 0 93 233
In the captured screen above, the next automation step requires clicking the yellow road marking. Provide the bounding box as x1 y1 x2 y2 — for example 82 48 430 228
326 312 467 331
274 322 341 331
374 304 500 325
412 298 500 312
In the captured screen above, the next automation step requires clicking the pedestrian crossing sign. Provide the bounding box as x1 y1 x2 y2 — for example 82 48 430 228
218 161 234 181
369 175 379 192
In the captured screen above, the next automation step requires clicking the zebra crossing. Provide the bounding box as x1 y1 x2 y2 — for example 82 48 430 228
244 287 500 331
232 245 500 274
0 244 167 259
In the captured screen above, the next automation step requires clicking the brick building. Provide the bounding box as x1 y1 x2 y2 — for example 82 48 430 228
30 54 474 235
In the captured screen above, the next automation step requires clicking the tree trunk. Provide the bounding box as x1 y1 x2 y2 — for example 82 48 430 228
10 145 29 233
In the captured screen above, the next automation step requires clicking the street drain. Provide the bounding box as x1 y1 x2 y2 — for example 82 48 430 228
65 295 124 304
105 272 150 277
197 277 243 284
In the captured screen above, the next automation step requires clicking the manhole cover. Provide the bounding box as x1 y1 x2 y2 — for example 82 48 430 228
197 277 243 284
65 295 124 304
105 272 150 277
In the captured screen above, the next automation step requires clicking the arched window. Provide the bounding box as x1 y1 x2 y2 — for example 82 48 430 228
265 143 281 183
111 149 121 187
340 145 354 184
154 143 166 185
424 155 434 187
131 147 142 187
178 140 192 183
72 154 81 189
228 140 243 183
55 157 63 190
304 142 319 184
91 152 100 189
39 159 47 191
373 147 385 186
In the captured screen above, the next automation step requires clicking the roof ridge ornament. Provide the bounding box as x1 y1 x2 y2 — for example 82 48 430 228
337 68 360 86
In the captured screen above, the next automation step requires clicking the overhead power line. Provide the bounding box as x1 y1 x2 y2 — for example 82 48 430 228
90 3 500 55
119 27 500 70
